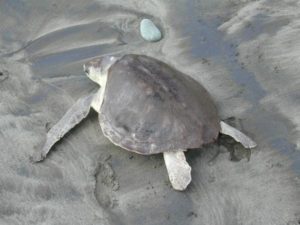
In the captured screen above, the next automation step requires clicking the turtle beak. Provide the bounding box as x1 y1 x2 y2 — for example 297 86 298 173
83 64 89 75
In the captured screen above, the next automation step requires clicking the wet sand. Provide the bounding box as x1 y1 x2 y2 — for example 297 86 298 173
0 0 299 224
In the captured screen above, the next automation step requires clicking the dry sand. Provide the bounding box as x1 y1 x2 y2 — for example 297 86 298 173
0 0 299 224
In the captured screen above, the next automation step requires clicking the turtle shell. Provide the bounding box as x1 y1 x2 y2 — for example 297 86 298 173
99 54 220 154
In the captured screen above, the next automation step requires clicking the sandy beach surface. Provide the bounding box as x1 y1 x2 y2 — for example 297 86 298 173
0 0 299 224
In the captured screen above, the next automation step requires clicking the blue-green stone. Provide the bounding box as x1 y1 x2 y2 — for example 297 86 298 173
140 19 162 42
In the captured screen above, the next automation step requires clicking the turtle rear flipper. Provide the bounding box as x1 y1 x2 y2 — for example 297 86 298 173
163 150 191 191
220 121 257 149
31 93 96 162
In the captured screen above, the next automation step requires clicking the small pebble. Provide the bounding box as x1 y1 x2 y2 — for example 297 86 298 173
140 18 162 42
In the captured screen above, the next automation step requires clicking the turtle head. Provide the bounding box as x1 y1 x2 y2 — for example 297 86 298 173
83 56 119 86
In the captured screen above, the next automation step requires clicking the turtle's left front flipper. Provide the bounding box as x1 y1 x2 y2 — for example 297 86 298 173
31 93 96 162
220 121 257 148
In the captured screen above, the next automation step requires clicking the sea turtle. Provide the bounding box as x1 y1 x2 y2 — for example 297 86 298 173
31 54 256 191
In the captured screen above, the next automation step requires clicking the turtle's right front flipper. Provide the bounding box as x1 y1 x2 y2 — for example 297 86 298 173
31 93 96 162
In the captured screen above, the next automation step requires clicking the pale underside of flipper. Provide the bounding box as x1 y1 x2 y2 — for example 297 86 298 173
220 121 257 148
163 150 192 191
31 93 96 162
163 122 256 191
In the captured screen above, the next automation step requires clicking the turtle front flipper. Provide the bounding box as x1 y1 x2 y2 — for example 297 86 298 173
163 150 192 191
220 121 257 149
31 93 96 162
